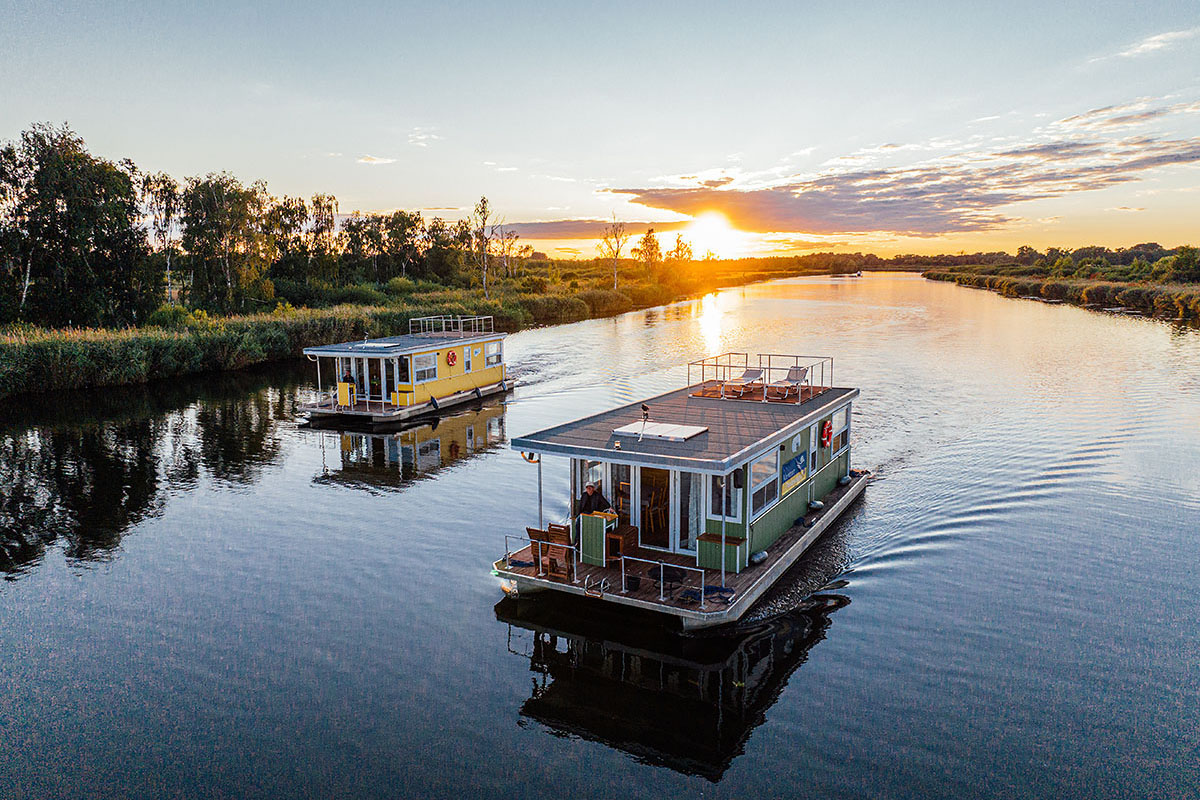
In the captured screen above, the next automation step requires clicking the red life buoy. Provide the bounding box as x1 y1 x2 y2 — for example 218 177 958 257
820 420 833 447
446 350 458 366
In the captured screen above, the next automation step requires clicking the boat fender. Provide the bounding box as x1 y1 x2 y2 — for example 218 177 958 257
429 395 440 410
838 475 852 486
446 350 457 367
809 500 825 511
473 386 483 399
749 550 768 565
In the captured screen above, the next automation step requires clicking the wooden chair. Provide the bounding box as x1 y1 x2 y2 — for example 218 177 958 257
544 523 574 582
524 527 550 572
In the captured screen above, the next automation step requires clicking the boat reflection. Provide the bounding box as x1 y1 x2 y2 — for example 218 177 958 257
309 402 507 490
495 589 849 781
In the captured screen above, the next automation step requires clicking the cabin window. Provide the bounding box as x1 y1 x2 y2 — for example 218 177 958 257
397 356 410 384
750 450 780 517
463 346 472 373
831 406 849 453
414 353 438 382
708 474 742 523
485 341 502 367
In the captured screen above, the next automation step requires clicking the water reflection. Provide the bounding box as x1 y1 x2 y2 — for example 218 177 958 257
308 402 507 491
0 363 306 578
496 589 849 782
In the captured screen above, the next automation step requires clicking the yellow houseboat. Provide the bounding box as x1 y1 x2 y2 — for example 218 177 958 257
493 352 867 629
299 315 510 423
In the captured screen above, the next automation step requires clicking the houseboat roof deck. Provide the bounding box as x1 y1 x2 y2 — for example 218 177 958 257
511 383 857 473
302 315 505 358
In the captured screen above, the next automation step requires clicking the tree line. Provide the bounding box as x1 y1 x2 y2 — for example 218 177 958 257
1 124 537 328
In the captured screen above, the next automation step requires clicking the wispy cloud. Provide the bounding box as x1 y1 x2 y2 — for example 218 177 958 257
1106 206 1146 212
408 127 442 147
1115 27 1200 58
357 155 396 165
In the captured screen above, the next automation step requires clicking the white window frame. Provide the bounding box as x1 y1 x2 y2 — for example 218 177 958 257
485 340 502 367
463 346 472 373
413 352 438 383
707 473 743 523
831 404 850 456
750 449 781 520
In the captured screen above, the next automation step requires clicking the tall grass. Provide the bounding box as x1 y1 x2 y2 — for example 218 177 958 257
924 270 1200 321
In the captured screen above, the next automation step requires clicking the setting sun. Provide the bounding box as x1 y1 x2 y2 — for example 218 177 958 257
684 212 746 259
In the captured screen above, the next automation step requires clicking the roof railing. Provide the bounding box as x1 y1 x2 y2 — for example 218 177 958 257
687 352 834 403
408 315 495 337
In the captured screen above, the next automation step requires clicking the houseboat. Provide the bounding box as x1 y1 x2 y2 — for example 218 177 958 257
299 315 510 423
492 352 866 629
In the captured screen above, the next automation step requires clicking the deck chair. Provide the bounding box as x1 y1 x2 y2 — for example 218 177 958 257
722 368 763 398
544 523 575 581
767 365 808 401
521 527 549 570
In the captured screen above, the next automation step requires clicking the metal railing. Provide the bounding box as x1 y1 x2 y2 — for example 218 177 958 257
619 554 707 607
687 353 834 403
409 315 495 337
503 535 580 583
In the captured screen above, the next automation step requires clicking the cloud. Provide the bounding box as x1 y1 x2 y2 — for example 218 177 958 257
508 97 1200 240
507 218 691 238
1114 27 1200 58
357 155 396 164
598 118 1200 236
1106 206 1146 212
408 127 442 147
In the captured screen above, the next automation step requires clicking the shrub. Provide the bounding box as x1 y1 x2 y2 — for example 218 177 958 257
575 289 632 317
146 305 192 329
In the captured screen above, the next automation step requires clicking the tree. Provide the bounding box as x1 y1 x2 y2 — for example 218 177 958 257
469 196 494 298
666 234 693 265
631 227 662 280
382 210 424 279
308 193 339 284
1170 245 1200 283
142 172 179 303
0 123 158 327
179 173 274 311
597 215 630 290
421 217 471 284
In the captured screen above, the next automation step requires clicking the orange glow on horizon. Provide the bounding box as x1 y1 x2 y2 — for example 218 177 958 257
683 212 748 259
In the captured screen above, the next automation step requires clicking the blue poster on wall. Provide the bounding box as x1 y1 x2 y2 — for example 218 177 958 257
781 451 808 496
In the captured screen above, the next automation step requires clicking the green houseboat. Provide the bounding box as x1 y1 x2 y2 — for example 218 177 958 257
299 315 510 423
492 352 866 629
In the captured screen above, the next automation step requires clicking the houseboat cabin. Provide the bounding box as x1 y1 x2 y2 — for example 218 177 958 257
299 315 509 423
493 352 867 629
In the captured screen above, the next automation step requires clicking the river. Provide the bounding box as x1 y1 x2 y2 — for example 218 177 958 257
1 273 1198 798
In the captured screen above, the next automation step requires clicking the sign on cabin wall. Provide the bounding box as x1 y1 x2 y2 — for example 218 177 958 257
781 451 808 497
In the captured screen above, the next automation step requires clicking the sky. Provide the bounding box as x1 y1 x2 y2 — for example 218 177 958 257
2 0 1198 258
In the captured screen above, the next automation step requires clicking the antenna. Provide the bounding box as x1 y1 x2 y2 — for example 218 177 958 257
638 404 650 441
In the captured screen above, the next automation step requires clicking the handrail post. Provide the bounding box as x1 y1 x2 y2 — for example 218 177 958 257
620 556 626 593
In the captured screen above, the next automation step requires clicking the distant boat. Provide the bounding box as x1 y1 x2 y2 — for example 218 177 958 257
298 315 512 424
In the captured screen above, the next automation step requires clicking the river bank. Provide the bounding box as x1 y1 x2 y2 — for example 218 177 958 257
923 269 1200 322
0 268 815 401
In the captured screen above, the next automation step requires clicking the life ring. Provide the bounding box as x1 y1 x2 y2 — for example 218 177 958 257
521 452 540 464
446 350 458 367
820 420 833 447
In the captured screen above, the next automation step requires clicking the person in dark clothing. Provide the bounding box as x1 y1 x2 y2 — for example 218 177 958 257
341 371 354 384
577 481 615 515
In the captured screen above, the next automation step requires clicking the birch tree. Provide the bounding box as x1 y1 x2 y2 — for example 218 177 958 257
597 215 629 290
470 196 494 299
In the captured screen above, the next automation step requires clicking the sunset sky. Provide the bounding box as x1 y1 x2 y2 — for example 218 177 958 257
3 1 1198 258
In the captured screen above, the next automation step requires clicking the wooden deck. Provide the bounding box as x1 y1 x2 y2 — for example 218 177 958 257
494 473 867 627
689 381 830 405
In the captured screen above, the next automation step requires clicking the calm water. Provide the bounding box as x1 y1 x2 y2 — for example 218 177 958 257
2 273 1199 799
